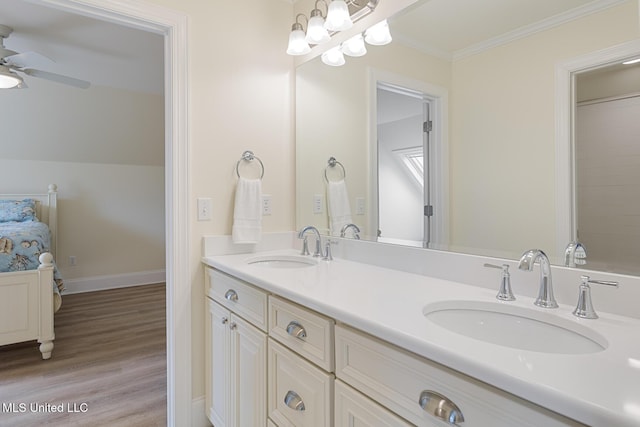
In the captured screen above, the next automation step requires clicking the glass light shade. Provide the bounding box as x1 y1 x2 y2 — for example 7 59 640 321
0 66 21 89
321 46 345 66
341 33 367 57
325 0 352 31
306 13 330 44
286 25 311 56
364 20 392 46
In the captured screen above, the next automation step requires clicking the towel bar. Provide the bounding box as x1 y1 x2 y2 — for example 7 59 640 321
324 157 346 183
236 150 265 179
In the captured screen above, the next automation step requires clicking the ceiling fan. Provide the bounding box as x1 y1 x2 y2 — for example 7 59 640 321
0 24 90 89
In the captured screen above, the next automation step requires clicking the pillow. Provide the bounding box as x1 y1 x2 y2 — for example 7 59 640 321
0 199 38 222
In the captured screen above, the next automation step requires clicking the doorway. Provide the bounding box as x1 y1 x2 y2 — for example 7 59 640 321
371 70 448 249
28 0 191 425
376 82 432 247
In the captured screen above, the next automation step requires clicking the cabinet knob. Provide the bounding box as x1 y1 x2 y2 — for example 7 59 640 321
418 390 464 424
286 320 307 340
229 322 237 330
221 317 228 325
284 390 305 412
224 289 238 302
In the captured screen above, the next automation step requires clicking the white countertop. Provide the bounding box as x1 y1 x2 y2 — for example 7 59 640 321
203 249 640 427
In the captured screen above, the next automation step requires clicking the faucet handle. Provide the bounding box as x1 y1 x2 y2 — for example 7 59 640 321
572 275 619 319
484 263 515 301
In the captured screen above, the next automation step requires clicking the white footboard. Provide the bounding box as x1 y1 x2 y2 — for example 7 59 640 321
0 253 55 359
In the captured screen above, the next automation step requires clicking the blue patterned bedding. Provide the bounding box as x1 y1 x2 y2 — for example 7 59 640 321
0 220 64 293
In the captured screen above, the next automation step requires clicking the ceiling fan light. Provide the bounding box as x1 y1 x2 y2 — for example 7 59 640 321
321 46 345 66
365 20 392 46
0 65 22 89
341 33 367 57
287 23 311 56
306 11 330 44
325 0 352 31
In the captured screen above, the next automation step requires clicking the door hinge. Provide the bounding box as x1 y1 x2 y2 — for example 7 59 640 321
423 120 432 133
424 205 433 217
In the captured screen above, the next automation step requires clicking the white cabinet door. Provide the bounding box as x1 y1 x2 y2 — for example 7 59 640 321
232 313 267 427
206 298 231 427
206 298 267 427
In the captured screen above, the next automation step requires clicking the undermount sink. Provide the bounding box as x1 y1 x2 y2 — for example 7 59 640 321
246 254 318 269
423 300 607 354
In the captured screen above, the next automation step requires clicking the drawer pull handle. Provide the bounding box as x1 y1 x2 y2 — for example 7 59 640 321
224 289 238 302
419 390 464 424
284 390 305 411
286 321 307 340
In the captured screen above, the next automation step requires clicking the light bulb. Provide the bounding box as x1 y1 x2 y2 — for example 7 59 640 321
325 0 352 31
341 33 367 57
321 46 346 66
364 20 392 46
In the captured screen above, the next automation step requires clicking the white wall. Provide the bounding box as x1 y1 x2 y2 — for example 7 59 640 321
449 0 639 258
0 78 165 287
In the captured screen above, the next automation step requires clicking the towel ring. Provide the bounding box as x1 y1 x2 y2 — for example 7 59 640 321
236 150 265 179
324 157 346 183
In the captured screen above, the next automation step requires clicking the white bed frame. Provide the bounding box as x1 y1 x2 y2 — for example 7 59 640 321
0 184 58 359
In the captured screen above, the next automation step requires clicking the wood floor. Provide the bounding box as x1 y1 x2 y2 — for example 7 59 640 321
0 283 167 427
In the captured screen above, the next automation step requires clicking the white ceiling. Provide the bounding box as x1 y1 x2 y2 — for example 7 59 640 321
0 0 164 94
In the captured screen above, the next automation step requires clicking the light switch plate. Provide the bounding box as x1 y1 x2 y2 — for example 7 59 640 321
356 197 365 215
313 194 323 214
262 195 272 215
197 198 212 221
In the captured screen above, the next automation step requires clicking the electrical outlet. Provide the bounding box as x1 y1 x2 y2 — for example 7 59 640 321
313 194 323 214
262 195 272 215
197 198 212 221
356 197 366 215
69 256 77 267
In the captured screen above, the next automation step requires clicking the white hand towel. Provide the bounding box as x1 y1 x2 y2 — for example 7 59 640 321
327 179 352 236
232 177 262 244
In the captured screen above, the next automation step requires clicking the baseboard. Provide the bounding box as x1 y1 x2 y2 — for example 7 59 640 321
62 269 166 294
191 396 212 427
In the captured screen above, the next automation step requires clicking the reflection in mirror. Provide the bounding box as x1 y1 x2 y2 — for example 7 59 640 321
295 0 640 275
574 59 640 275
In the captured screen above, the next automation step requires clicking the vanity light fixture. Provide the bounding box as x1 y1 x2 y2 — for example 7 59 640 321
0 64 22 89
341 33 367 57
306 1 331 45
364 19 392 45
287 0 379 56
286 14 311 56
321 45 346 66
622 58 640 65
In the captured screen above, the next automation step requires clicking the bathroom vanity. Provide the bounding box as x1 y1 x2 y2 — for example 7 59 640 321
202 235 640 427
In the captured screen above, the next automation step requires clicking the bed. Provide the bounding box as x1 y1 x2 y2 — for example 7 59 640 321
0 184 62 359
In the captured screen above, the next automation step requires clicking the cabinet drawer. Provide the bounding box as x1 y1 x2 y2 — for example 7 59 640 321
269 295 334 371
268 339 334 427
206 268 268 331
335 380 413 427
335 325 584 427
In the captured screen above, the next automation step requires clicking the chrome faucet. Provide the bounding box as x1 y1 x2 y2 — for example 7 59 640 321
564 241 587 267
340 223 361 239
298 225 323 257
518 249 558 308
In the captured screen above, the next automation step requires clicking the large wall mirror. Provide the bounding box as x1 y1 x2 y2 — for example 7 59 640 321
295 0 640 274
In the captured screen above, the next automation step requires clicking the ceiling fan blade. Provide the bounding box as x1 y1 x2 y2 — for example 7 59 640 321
4 51 55 69
0 46 18 59
22 68 90 89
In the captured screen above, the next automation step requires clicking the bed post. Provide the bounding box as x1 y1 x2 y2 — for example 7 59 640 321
37 252 55 360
